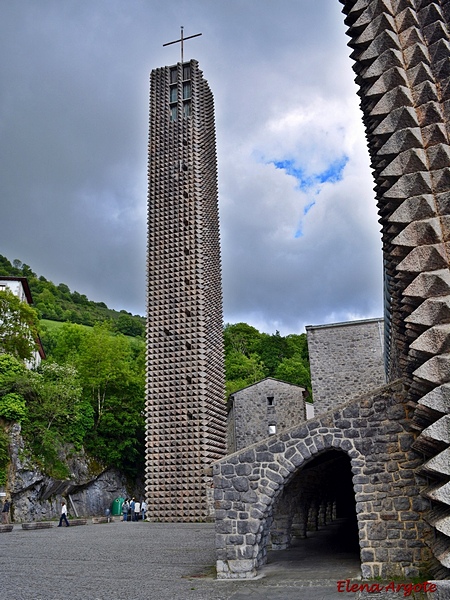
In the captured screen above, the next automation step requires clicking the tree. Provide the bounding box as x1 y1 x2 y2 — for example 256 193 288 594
225 350 266 397
0 289 40 360
75 323 134 427
114 313 145 337
224 323 262 357
41 322 88 363
256 331 290 377
70 323 145 473
275 355 312 395
29 363 84 431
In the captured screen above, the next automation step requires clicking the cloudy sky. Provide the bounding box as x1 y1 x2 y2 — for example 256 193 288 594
0 0 383 335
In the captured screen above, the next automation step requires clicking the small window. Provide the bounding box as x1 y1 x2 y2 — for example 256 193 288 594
183 64 191 80
186 342 192 350
184 248 190 256
183 101 191 118
170 86 177 103
267 396 274 406
186 375 192 384
170 68 177 84
268 424 277 435
170 106 177 122
163 327 170 336
183 82 191 100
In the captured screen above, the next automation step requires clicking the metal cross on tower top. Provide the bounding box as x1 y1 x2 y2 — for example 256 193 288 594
163 26 202 64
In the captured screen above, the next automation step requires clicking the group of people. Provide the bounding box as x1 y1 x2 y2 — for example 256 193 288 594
122 498 147 522
2 496 148 525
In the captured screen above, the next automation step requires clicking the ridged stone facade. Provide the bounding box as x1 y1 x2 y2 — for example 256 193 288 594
146 60 226 521
213 0 450 582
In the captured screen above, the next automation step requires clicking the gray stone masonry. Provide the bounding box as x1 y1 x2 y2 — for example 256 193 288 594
213 380 431 580
227 378 306 453
306 319 386 415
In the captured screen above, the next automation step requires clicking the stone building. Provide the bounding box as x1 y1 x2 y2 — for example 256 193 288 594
227 378 308 453
213 0 450 585
145 59 226 521
306 318 386 415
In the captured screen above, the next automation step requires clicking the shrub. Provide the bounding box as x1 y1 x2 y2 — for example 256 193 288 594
0 393 27 422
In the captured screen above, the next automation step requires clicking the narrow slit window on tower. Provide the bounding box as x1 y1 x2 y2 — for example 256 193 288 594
183 102 191 118
185 277 190 286
185 309 191 317
184 247 190 255
183 82 191 100
186 375 192 384
267 396 274 406
186 342 192 350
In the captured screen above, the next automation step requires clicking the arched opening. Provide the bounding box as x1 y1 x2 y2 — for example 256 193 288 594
267 449 360 578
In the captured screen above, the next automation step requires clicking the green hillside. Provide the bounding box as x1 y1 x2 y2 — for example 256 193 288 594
0 255 145 337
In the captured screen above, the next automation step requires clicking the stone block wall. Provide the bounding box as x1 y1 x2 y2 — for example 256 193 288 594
214 380 432 580
306 319 386 416
227 378 306 453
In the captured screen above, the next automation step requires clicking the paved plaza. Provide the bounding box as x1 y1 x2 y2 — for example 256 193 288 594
0 518 440 600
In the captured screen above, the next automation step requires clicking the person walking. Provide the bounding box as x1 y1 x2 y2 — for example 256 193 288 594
141 500 147 521
130 498 135 521
134 500 141 522
58 501 70 527
1 498 10 524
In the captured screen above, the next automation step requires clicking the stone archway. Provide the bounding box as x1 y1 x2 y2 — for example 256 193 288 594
214 380 429 579
269 450 359 556
214 421 364 579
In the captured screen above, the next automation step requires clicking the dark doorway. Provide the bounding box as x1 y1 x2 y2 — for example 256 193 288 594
269 449 360 576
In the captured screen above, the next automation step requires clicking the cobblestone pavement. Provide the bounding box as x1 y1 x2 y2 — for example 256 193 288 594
0 519 437 600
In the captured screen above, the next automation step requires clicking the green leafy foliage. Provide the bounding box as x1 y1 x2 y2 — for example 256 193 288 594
0 393 27 422
224 323 312 398
0 289 40 360
0 255 145 335
42 322 145 477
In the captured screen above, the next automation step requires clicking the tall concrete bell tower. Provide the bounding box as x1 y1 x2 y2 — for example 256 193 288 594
145 57 226 521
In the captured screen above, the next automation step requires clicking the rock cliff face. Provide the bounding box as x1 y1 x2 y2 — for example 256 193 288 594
5 424 136 522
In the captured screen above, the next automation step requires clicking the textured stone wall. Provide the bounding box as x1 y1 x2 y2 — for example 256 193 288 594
306 319 386 415
227 378 306 453
214 381 431 580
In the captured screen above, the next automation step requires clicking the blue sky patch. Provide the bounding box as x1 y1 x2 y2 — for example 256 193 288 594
269 155 348 238
271 155 348 190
